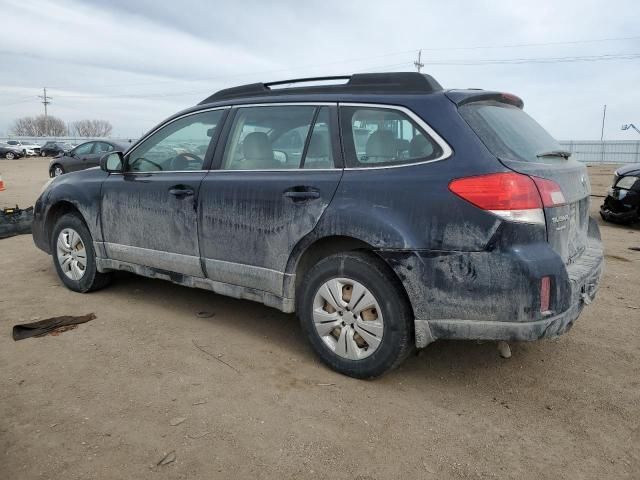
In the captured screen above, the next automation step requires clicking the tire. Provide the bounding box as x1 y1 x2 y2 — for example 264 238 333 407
41 151 46 157
51 213 112 293
5 152 15 160
298 251 413 379
52 164 64 177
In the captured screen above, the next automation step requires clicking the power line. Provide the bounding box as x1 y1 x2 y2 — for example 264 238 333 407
40 34 640 92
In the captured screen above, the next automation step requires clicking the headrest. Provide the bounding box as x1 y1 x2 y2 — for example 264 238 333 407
365 130 396 159
409 134 434 158
306 132 330 157
242 132 273 161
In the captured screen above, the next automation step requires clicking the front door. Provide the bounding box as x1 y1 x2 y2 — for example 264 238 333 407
68 142 95 172
198 104 342 296
100 108 227 277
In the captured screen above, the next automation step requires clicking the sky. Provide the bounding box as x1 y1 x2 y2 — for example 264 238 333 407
0 0 639 140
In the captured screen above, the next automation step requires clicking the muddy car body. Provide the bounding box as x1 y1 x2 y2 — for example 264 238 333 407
600 163 640 224
32 73 603 377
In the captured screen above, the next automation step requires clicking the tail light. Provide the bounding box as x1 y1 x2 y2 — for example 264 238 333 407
449 172 544 224
0 177 5 192
540 276 551 313
448 172 565 224
531 177 566 207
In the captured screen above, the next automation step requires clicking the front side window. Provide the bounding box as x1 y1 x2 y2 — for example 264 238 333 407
94 142 114 154
127 110 224 172
341 106 442 167
222 105 317 170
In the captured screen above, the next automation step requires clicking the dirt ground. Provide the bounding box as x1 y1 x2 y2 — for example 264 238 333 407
0 158 638 480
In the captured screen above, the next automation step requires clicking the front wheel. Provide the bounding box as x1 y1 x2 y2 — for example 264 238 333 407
52 164 64 177
298 252 413 378
51 213 111 292
41 151 47 157
5 152 15 160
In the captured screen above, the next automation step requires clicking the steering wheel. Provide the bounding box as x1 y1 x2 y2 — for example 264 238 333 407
129 157 163 172
172 152 202 170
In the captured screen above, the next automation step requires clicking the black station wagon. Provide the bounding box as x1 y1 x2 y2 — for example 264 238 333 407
32 73 603 378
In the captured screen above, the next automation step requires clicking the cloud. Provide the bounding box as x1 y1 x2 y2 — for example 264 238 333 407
0 0 638 139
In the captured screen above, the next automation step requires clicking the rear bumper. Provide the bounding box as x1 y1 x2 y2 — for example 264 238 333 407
379 219 604 348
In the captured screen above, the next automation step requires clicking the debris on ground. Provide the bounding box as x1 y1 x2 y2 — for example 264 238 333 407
0 205 33 239
156 451 176 466
628 247 640 252
12 313 97 340
169 417 186 426
195 311 215 318
497 341 512 359
192 339 240 373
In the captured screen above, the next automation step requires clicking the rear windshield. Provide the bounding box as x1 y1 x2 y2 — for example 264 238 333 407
459 101 563 163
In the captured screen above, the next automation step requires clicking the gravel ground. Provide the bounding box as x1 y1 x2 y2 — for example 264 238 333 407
0 158 638 479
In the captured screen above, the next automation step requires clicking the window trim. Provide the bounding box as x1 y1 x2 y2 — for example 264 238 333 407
339 102 453 170
211 102 341 172
120 106 231 174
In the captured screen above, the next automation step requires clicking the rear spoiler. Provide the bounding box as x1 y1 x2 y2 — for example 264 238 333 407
445 89 524 109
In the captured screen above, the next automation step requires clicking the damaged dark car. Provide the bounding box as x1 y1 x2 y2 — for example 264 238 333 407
32 72 604 378
600 163 640 225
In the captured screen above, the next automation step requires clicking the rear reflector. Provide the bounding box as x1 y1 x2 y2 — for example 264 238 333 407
540 276 551 313
448 172 545 224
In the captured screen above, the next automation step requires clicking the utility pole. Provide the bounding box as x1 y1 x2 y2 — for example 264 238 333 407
600 104 607 141
414 50 424 73
38 87 52 136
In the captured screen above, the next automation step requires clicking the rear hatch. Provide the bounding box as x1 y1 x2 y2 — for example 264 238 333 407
456 95 591 265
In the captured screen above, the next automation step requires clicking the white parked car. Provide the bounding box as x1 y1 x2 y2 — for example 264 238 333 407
6 140 41 156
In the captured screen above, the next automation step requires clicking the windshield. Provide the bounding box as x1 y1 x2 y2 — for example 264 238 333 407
459 101 563 163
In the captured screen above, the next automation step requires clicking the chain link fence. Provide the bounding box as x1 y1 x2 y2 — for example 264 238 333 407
558 140 640 164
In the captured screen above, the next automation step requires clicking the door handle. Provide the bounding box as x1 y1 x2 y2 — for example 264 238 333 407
169 186 195 198
283 188 320 201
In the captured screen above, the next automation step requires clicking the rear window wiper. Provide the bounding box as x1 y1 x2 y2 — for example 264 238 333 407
536 150 571 159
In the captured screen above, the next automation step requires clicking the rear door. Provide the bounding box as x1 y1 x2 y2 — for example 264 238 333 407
100 108 227 277
198 104 342 296
458 99 591 264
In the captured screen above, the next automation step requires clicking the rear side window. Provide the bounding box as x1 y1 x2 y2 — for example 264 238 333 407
459 101 563 163
340 106 442 167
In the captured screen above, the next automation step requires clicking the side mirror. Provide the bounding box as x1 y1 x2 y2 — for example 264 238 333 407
100 151 124 173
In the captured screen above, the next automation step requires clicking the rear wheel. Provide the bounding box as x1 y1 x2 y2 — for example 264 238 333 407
51 213 111 292
298 252 413 378
41 151 47 157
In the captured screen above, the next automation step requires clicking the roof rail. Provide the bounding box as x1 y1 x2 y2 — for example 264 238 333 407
198 72 443 104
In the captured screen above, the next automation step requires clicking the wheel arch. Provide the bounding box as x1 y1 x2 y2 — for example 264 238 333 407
286 234 416 322
45 201 88 245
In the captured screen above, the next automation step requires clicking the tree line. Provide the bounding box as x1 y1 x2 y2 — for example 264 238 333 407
11 115 113 137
